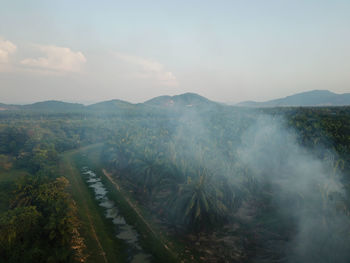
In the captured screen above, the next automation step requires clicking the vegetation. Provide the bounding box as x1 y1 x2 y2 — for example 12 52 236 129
0 122 84 262
0 98 349 262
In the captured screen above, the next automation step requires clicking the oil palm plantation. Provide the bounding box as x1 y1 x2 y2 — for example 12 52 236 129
170 168 229 232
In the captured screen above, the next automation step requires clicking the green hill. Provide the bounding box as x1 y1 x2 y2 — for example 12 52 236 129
22 100 85 111
237 90 350 107
144 93 216 108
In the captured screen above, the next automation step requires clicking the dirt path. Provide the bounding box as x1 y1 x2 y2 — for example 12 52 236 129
87 216 108 263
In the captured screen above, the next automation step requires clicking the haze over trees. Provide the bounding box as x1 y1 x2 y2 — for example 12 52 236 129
0 93 350 262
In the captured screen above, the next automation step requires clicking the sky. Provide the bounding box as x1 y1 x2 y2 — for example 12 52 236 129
0 0 350 104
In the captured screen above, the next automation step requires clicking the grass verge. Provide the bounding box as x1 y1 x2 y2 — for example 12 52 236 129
77 145 179 263
60 144 125 263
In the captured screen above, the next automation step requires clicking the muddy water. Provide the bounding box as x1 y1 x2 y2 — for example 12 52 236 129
81 167 151 263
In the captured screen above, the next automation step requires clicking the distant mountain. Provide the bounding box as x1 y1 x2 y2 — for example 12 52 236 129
87 99 133 111
0 93 217 113
22 100 85 111
0 103 20 111
236 90 350 107
145 93 216 108
3 90 348 113
0 101 85 111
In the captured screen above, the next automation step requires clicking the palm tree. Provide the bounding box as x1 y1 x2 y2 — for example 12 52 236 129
170 168 228 232
132 147 164 197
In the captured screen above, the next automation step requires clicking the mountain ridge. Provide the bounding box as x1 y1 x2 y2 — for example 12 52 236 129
87 99 133 111
144 92 214 108
236 90 350 107
1 90 350 111
22 100 85 111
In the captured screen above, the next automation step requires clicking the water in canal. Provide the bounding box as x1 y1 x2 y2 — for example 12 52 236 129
81 167 151 263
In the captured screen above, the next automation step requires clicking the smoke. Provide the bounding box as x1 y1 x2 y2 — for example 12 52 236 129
238 115 350 263
100 104 350 262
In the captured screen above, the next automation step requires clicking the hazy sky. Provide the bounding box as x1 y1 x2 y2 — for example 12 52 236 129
1 0 350 104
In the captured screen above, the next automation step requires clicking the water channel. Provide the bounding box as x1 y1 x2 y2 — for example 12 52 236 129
81 167 151 263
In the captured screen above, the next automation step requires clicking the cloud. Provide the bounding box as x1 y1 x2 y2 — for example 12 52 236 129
0 38 17 71
114 52 178 86
0 39 16 63
21 45 86 73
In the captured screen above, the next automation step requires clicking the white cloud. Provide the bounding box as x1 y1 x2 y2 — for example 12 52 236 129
21 45 86 73
0 39 17 71
114 52 178 86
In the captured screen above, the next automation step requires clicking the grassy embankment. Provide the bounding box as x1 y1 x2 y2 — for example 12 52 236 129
60 144 125 263
71 144 180 263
